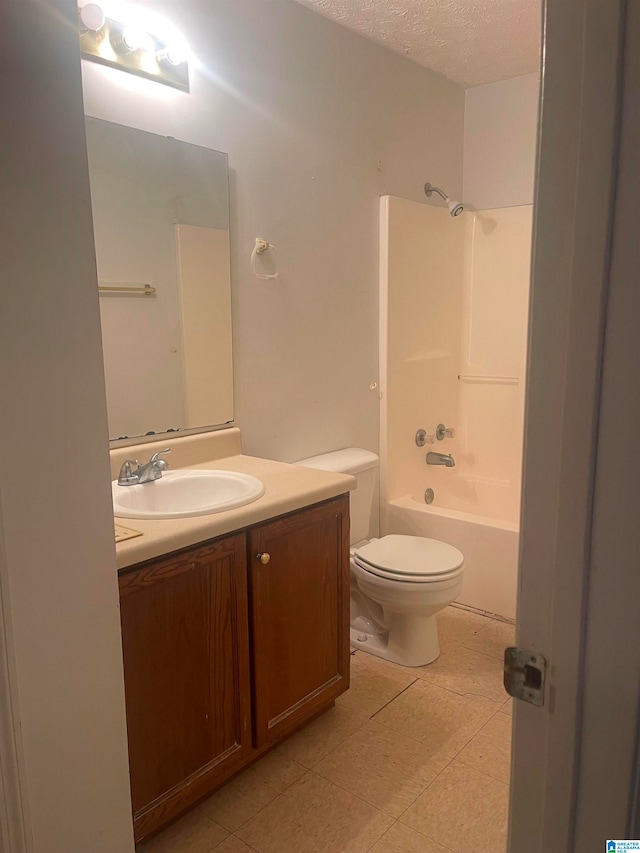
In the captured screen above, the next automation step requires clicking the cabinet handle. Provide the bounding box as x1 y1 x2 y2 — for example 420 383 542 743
256 552 271 565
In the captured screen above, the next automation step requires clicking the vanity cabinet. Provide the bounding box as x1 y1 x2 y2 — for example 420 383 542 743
118 494 349 843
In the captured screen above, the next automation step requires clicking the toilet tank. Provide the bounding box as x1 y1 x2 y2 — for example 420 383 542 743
297 448 379 545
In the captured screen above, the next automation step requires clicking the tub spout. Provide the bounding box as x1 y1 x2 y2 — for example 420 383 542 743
426 451 455 468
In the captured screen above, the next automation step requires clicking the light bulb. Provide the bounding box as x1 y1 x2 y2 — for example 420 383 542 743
79 2 105 31
165 43 187 66
121 25 152 53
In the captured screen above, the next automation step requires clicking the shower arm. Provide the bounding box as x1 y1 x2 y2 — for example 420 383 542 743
424 183 448 202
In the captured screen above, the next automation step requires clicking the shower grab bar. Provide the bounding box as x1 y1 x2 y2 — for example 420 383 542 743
458 374 519 385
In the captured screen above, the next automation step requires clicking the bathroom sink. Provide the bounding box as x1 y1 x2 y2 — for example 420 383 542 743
112 469 265 519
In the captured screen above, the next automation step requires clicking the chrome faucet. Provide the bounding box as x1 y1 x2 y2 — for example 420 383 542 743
426 451 456 468
117 449 171 486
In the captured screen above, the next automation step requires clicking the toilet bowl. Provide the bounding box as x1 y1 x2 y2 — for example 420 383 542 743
298 448 465 668
350 535 463 666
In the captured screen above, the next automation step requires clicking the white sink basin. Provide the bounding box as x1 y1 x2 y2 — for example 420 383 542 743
112 469 265 519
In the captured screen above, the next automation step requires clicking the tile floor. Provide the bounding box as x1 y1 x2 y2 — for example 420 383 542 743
140 606 514 853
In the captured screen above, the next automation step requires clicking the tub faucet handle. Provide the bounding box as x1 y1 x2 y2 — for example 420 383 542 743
436 423 456 441
415 429 436 447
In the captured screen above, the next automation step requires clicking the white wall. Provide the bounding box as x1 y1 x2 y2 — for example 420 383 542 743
80 0 465 462
463 73 540 209
0 1 134 850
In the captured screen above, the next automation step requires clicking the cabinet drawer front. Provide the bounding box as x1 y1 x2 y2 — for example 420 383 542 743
249 495 350 746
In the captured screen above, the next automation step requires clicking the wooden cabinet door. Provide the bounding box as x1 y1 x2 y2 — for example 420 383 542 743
249 495 350 747
118 534 252 841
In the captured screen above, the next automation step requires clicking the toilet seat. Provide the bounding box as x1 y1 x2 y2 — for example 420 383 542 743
353 534 464 584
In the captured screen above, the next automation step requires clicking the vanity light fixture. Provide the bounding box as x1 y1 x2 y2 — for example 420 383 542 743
78 3 190 92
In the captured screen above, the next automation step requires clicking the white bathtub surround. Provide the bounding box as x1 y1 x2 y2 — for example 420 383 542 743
379 196 532 620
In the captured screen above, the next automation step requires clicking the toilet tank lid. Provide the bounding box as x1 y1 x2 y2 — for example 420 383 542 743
297 447 379 475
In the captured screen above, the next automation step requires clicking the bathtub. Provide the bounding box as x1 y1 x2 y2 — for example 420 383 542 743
383 494 518 620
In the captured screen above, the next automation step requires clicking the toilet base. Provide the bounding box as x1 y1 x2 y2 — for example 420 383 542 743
350 611 440 668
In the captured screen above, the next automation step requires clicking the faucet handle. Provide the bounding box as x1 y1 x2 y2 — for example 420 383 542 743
436 423 456 441
150 448 171 462
117 459 140 486
149 448 171 470
415 429 436 447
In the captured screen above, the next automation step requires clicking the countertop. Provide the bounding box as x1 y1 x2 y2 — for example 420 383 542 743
112 430 355 571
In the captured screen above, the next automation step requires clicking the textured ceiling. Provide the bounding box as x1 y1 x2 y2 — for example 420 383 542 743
293 0 541 88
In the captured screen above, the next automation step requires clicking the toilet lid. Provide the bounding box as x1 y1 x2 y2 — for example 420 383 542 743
354 535 464 578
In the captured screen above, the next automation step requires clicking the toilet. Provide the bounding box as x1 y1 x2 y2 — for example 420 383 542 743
300 448 464 667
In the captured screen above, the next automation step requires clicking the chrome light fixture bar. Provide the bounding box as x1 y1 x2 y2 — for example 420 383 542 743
78 3 190 92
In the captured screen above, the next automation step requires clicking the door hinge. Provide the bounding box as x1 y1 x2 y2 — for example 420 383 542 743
503 647 547 707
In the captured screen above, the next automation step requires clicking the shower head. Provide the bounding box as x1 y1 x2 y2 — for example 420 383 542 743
424 182 464 217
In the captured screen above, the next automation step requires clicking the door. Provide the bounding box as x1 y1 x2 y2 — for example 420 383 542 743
249 495 350 747
566 3 640 845
509 1 628 850
119 533 251 841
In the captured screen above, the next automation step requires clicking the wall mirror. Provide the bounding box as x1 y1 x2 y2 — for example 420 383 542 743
85 117 233 442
